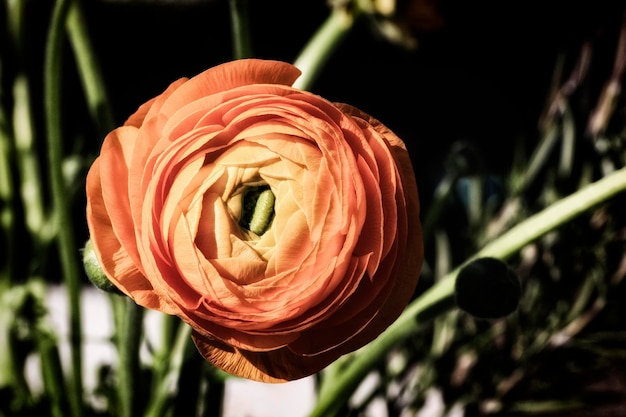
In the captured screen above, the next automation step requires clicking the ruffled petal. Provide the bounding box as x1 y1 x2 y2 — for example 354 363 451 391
125 78 188 128
86 60 422 382
86 159 175 312
98 126 143 270
192 331 337 383
159 60 301 119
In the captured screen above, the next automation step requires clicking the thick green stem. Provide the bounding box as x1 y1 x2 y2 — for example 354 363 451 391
292 7 355 91
44 0 83 415
115 298 144 417
309 166 626 417
229 0 252 59
65 0 115 138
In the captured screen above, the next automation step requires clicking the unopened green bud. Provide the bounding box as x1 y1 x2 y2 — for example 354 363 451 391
82 239 120 294
240 186 275 236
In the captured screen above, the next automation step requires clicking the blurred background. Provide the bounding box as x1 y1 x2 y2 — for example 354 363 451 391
3 0 626 416
9 0 625 233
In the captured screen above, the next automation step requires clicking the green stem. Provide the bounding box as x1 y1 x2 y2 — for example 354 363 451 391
474 167 626 260
144 323 193 417
421 172 458 241
0 100 15 287
148 314 178 413
514 122 560 195
0 287 33 407
13 75 53 243
65 0 115 138
292 7 356 91
6 0 25 54
116 298 144 417
44 0 83 416
36 326 67 417
309 166 626 417
229 0 252 59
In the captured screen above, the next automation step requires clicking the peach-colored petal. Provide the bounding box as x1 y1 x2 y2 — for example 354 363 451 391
86 160 176 312
98 126 143 270
86 59 422 382
159 60 301 119
125 78 188 128
192 331 337 382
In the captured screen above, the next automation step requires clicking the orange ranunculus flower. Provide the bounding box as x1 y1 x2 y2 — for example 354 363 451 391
86 59 423 382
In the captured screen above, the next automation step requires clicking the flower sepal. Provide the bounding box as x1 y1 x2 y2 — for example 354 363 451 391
82 239 122 294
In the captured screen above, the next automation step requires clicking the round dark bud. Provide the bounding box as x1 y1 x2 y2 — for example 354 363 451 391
455 257 521 319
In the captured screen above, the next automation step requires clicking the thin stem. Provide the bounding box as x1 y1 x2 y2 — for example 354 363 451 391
309 166 626 417
65 0 115 138
36 326 67 417
148 314 178 413
515 123 560 194
421 172 458 241
0 287 34 408
13 75 53 243
44 0 83 416
292 7 356 91
474 166 626 260
229 0 252 59
6 0 25 54
144 324 193 417
0 101 15 287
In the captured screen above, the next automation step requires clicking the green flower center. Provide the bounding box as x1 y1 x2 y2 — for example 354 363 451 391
239 185 275 236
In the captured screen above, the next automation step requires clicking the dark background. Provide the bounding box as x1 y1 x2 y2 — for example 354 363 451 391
3 2 626 416
9 0 626 208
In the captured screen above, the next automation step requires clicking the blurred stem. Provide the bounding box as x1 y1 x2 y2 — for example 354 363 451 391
229 0 252 59
0 101 15 287
431 231 456 357
66 0 115 137
0 288 32 407
144 323 193 417
172 334 221 417
559 105 575 179
115 298 144 417
36 327 67 417
310 166 626 417
421 172 458 240
9 0 53 245
6 0 25 52
474 167 626 259
292 6 356 91
148 314 178 413
515 122 560 194
13 75 53 243
44 1 83 416
465 176 484 229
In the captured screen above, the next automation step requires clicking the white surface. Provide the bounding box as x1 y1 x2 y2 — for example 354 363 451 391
223 378 316 417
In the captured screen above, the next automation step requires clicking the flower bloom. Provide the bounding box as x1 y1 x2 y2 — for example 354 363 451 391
86 59 422 382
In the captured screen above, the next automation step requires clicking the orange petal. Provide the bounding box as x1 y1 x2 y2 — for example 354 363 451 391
192 331 338 382
86 160 174 312
285 103 423 356
125 78 188 128
98 126 143 269
158 59 301 119
127 78 192 232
